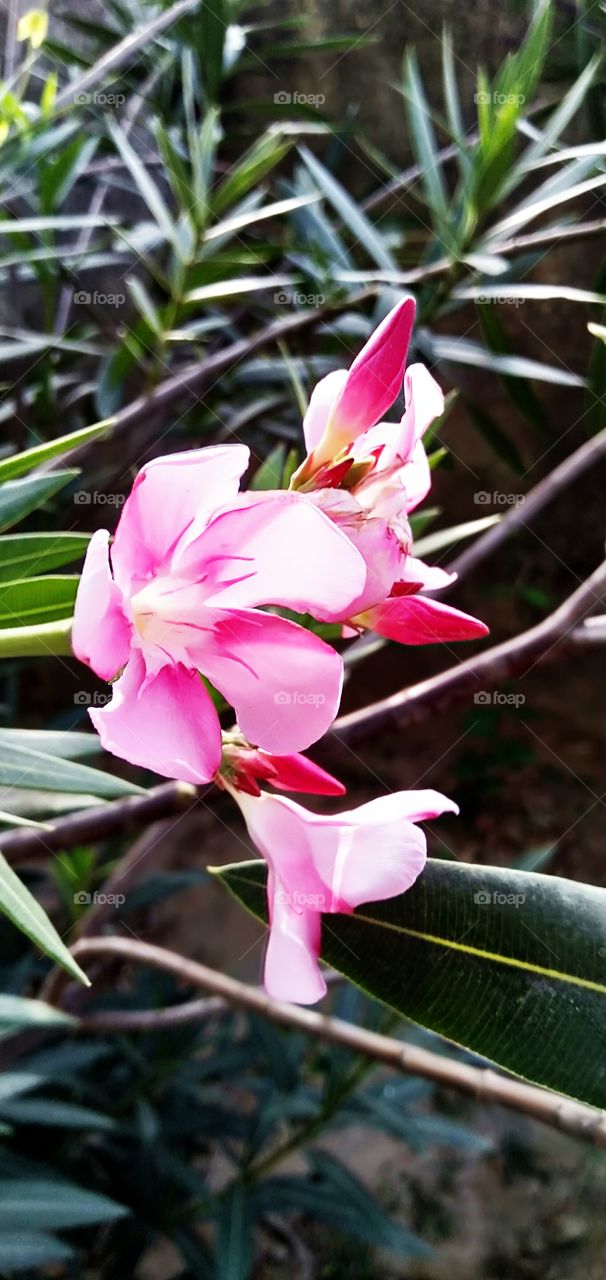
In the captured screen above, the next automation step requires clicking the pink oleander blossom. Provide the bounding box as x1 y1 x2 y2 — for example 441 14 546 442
230 785 458 1003
72 445 366 783
293 299 488 645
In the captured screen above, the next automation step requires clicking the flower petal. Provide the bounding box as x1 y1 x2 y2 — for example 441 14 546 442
90 650 221 783
112 445 249 591
202 607 344 753
361 593 489 644
303 368 348 454
324 298 415 455
262 751 346 796
184 492 366 620
399 555 457 592
403 439 431 512
398 363 445 461
72 529 132 680
265 873 326 1004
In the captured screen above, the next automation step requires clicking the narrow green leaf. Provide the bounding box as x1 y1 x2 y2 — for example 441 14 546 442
0 1178 126 1230
299 146 396 269
0 472 78 533
0 422 111 483
215 858 606 1108
0 741 143 798
216 1185 254 1280
0 852 89 985
0 533 89 581
0 576 78 628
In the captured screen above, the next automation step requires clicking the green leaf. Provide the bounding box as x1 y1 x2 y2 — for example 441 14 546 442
420 331 584 388
0 994 74 1032
106 117 180 256
0 851 89 986
250 444 286 490
0 741 143 798
0 1099 115 1130
0 471 78 533
299 146 396 270
0 576 78 628
0 532 89 581
0 421 111 484
215 858 606 1108
414 513 500 558
216 1185 254 1280
402 50 450 233
0 1231 73 1271
0 728 99 759
0 1177 126 1230
211 130 290 217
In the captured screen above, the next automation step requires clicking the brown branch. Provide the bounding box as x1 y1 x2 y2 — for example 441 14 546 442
54 0 200 111
46 289 376 474
66 935 606 1146
333 559 606 744
1 782 200 865
448 424 606 582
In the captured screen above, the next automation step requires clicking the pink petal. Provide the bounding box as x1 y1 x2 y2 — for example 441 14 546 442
319 817 427 910
265 873 325 1004
303 369 348 454
403 439 431 512
185 493 366 620
399 556 457 591
362 593 489 644
90 650 221 783
330 298 415 444
112 445 249 591
202 607 344 753
397 363 444 461
263 751 346 796
72 529 132 681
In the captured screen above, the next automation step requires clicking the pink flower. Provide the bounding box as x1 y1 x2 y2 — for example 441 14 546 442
291 300 487 646
231 786 458 1004
220 733 346 797
72 445 366 783
294 297 416 479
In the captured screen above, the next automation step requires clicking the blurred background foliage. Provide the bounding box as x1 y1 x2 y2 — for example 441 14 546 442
0 0 605 1275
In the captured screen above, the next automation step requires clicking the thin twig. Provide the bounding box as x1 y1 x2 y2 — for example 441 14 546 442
448 425 606 582
65 935 606 1145
333 559 606 743
54 0 199 111
1 782 200 864
42 289 376 474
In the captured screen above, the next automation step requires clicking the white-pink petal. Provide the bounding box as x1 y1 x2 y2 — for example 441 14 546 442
90 650 222 783
72 529 132 681
112 445 250 591
201 606 344 753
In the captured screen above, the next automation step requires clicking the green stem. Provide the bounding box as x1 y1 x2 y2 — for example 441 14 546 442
0 617 73 658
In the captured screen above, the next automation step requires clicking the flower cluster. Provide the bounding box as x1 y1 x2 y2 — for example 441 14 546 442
73 299 486 1003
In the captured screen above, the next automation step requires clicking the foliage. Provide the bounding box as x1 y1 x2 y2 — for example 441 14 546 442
0 0 605 1274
